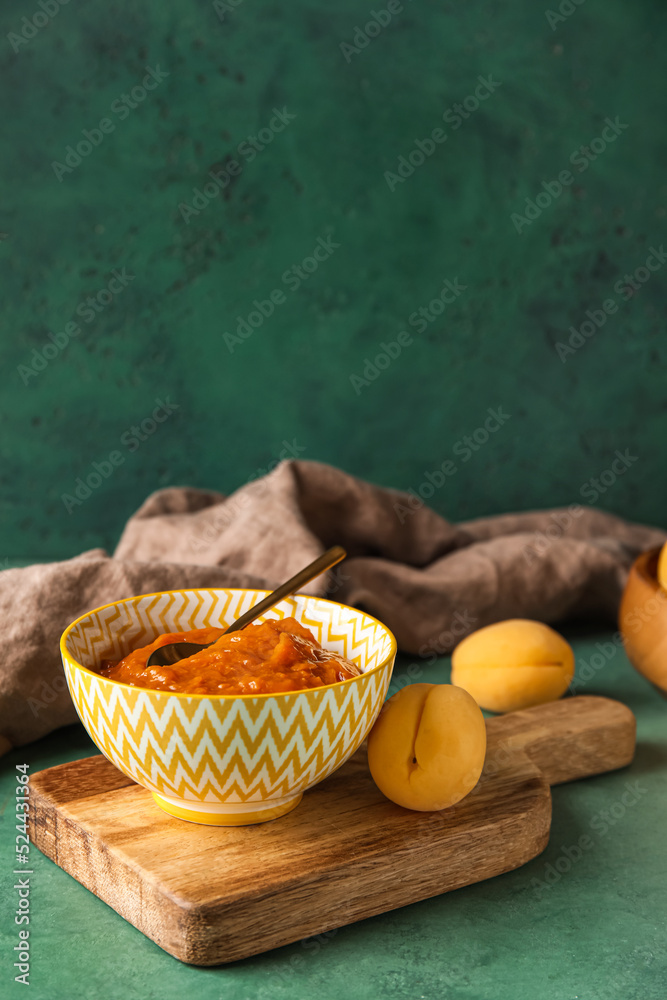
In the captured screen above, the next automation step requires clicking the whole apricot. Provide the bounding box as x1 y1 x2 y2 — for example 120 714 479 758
451 619 574 713
657 542 667 591
366 683 486 811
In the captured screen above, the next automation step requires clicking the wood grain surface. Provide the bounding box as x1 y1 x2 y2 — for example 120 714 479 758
28 695 635 966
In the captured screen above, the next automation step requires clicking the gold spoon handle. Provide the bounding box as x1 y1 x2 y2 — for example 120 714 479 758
224 545 347 634
144 547 347 667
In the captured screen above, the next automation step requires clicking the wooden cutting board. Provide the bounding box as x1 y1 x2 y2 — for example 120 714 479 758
28 695 634 966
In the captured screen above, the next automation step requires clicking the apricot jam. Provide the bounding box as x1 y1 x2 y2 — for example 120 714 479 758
98 616 361 696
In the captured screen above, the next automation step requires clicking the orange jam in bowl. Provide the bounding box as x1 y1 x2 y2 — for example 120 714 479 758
99 616 361 696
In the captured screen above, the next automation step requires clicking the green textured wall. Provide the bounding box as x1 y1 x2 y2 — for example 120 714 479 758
2 0 666 559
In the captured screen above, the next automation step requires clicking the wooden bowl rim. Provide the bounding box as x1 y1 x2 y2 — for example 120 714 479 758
632 546 662 588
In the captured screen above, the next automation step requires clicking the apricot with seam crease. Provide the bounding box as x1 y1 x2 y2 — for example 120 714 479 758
366 683 486 811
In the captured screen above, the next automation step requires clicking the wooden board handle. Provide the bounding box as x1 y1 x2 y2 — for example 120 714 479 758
485 695 636 785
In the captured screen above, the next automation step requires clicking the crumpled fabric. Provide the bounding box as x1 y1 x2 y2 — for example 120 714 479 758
1 459 663 752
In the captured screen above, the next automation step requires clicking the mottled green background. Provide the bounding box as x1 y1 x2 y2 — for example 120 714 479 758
2 4 667 997
1 0 666 561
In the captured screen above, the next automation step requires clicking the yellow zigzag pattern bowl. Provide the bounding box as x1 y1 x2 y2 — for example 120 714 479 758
61 589 396 825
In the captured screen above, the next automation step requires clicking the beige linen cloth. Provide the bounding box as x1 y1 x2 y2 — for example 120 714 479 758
1 459 664 755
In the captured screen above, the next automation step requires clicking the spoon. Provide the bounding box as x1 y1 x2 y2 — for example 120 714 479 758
145 546 347 668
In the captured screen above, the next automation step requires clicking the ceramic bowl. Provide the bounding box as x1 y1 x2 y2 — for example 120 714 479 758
61 589 396 825
619 546 667 695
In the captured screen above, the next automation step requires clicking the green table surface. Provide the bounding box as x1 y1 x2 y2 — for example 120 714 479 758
2 627 666 1000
